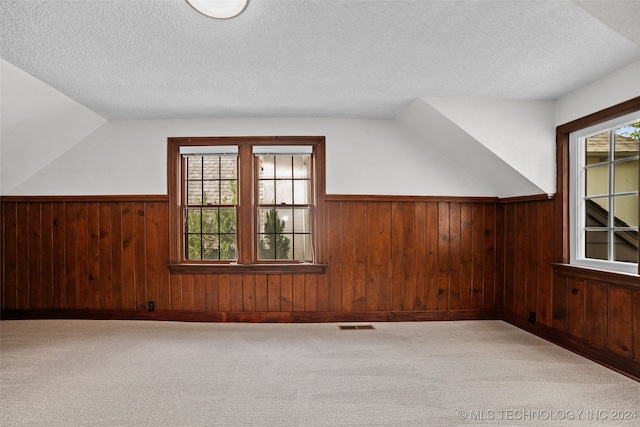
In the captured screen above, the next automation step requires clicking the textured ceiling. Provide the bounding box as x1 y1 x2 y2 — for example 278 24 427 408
1 0 639 120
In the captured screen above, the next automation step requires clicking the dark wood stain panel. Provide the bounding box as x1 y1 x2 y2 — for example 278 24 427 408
2 194 637 376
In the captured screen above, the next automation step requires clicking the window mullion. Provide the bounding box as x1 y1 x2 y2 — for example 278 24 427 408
608 129 615 261
238 144 254 264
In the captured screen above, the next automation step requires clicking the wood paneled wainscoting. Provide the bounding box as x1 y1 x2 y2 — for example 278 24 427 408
499 196 640 380
1 195 502 322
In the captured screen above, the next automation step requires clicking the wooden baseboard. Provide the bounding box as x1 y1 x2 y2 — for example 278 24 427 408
503 311 640 382
0 308 502 323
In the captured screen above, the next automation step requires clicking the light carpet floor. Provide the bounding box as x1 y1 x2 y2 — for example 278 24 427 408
1 320 639 426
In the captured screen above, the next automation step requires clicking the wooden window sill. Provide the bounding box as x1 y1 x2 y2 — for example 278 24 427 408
551 263 639 289
169 263 327 275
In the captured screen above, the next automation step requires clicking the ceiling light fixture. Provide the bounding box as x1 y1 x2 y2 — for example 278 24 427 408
186 0 249 19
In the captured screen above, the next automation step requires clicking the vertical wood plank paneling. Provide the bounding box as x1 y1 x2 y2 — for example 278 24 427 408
121 203 135 309
88 202 101 309
242 274 256 312
471 204 484 310
217 274 230 311
229 274 243 311
76 203 89 309
145 202 159 310
281 273 293 311
365 202 381 311
110 202 124 309
133 202 147 310
585 281 607 348
4 203 17 309
254 274 268 311
567 278 586 340
52 202 66 308
28 203 42 309
16 203 30 309
341 202 355 311
413 202 427 310
304 274 318 311
525 202 539 319
537 200 554 326
229 274 244 311
377 202 392 311
437 202 450 310
205 274 219 311
459 203 472 310
292 274 305 312
483 204 495 310
181 274 194 311
552 274 568 332
156 202 171 310
504 203 517 313
390 202 404 311
425 202 438 310
99 203 112 309
64 203 77 309
267 275 281 311
607 286 633 358
513 203 527 318
632 290 640 361
493 204 505 311
448 202 461 310
41 203 54 309
316 271 329 312
353 202 367 311
503 203 515 312
326 201 343 312
194 274 206 311
402 201 416 311
170 274 182 311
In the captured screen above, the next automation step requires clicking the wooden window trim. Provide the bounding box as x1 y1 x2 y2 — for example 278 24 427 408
555 96 640 275
168 136 326 274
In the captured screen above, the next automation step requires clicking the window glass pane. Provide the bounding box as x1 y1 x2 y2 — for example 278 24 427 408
201 155 237 180
187 156 203 179
275 180 293 205
293 180 311 204
614 123 639 160
259 179 275 205
185 209 202 233
614 194 638 228
217 208 237 234
614 231 638 263
187 181 203 205
585 230 608 260
186 234 202 260
585 197 609 227
258 208 292 260
275 208 293 233
275 156 292 178
614 161 638 194
586 131 610 164
293 234 311 260
585 164 609 197
293 155 311 178
201 234 219 260
203 180 237 205
259 155 275 178
293 208 311 232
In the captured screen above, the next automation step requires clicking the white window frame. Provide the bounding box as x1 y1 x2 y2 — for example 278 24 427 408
569 110 640 274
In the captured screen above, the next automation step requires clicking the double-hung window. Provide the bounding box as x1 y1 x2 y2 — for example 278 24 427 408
570 111 639 274
168 137 326 273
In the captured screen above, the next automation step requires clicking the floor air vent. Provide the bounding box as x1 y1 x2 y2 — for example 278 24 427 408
338 325 375 330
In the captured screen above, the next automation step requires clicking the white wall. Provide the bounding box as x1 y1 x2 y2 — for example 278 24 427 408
0 59 106 194
556 59 640 126
420 98 556 195
9 118 494 197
